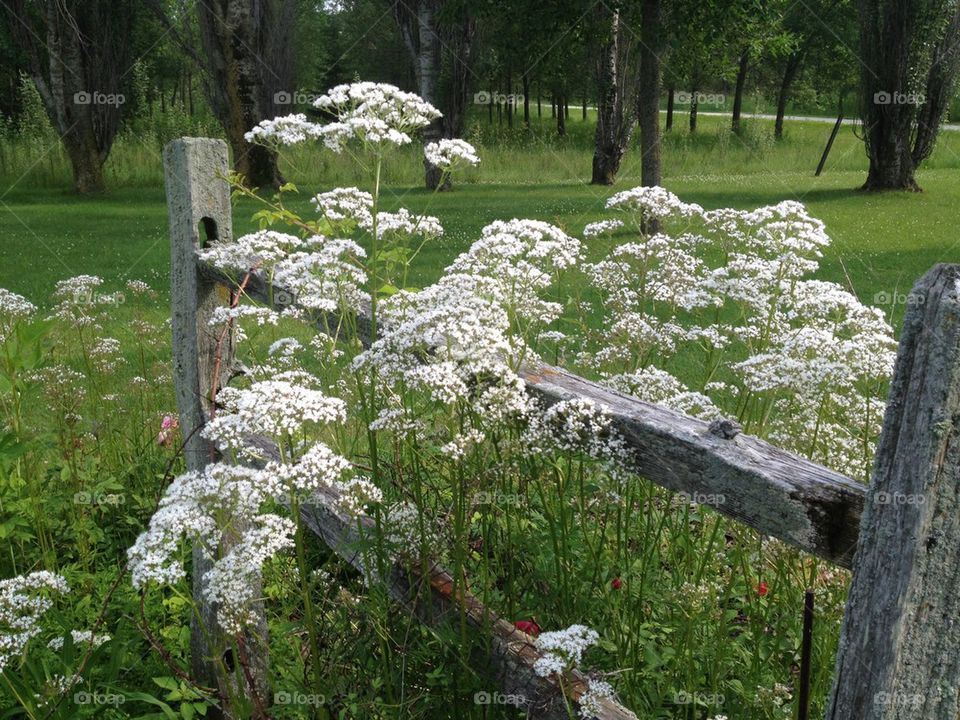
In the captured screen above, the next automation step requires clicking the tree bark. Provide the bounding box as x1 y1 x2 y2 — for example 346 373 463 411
827 264 960 719
689 88 699 132
731 47 749 134
637 0 664 188
666 85 674 130
775 50 803 140
393 0 475 191
523 74 531 126
912 4 960 166
590 6 635 185
195 0 294 190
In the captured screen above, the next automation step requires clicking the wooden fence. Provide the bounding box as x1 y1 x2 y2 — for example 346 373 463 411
164 137 960 719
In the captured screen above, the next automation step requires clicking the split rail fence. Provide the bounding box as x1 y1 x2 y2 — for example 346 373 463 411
165 137 960 719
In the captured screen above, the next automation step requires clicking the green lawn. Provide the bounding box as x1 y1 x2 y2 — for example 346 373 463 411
1 113 958 332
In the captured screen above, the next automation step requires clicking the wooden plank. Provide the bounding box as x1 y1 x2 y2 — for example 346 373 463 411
200 260 866 568
520 364 865 569
826 263 960 719
164 138 268 714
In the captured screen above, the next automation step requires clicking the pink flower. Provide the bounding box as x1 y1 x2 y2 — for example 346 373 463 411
611 576 622 590
157 415 179 447
756 581 769 597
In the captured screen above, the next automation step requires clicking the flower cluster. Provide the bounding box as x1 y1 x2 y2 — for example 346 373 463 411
247 82 440 152
0 288 35 340
199 231 370 319
0 571 70 671
445 218 581 327
579 679 615 718
532 624 599 677
584 187 895 476
424 139 480 170
47 629 111 651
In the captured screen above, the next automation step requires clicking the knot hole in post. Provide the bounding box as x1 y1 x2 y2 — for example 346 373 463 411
199 217 218 249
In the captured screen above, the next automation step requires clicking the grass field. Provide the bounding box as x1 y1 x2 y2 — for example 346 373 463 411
1 112 957 330
0 105 948 719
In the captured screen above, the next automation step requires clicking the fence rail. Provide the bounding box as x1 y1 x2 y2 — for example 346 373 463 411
165 137 960 719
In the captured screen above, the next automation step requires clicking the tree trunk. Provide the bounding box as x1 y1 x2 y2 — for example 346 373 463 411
637 0 663 189
523 74 531 126
65 137 106 193
506 71 514 128
414 1 446 189
557 93 566 135
775 50 803 140
731 47 749 134
854 0 960 191
912 4 960 166
689 88 699 132
590 6 635 185
6 0 133 194
196 0 293 190
666 85 674 130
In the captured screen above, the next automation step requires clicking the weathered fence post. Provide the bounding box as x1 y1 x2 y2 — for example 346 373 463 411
164 138 268 716
827 263 960 719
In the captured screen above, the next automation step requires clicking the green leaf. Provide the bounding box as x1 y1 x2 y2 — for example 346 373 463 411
152 676 179 692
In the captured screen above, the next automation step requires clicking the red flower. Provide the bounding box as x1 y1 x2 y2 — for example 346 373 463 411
756 581 769 597
611 576 623 590
514 620 541 636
